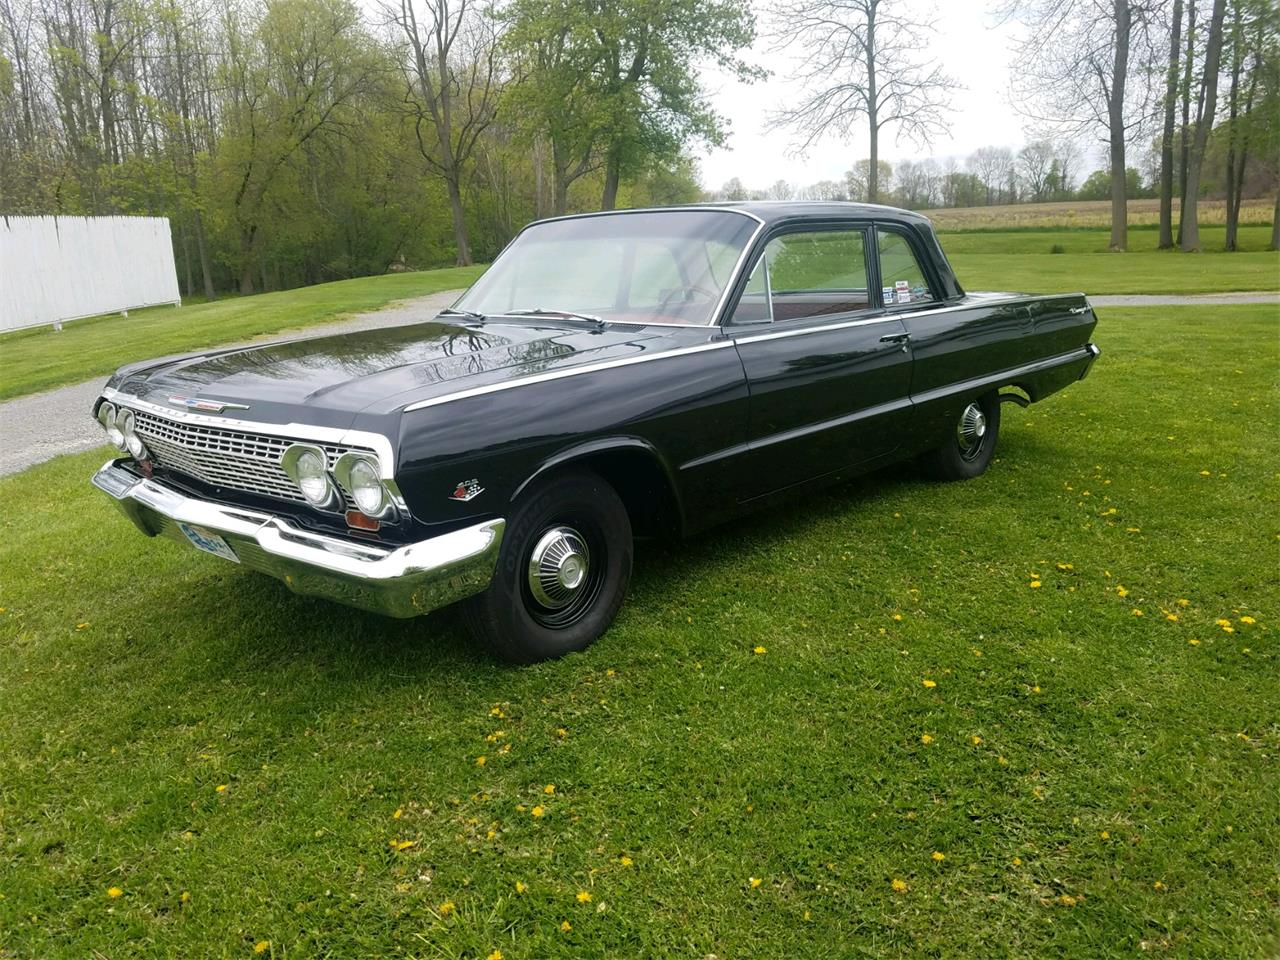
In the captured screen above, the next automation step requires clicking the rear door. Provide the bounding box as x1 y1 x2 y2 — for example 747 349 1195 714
726 222 914 500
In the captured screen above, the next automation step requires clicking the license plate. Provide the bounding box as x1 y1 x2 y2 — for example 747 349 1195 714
178 523 240 564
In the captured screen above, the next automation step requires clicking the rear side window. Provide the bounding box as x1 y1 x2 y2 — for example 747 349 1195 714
730 228 870 324
877 230 934 306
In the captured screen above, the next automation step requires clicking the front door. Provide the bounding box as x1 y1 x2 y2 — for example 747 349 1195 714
727 224 915 500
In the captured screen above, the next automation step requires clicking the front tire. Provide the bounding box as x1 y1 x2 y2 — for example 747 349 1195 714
463 469 632 663
923 391 1001 480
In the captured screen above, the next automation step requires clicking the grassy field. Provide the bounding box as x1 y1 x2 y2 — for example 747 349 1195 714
1 305 1277 958
951 249 1279 295
0 267 484 403
926 197 1275 230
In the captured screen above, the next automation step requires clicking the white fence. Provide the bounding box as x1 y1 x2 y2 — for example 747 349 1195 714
0 216 181 332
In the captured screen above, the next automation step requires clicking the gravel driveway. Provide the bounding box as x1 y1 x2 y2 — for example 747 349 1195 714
3 288 1276 478
0 290 460 478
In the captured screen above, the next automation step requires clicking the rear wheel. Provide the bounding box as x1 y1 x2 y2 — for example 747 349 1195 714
463 469 632 663
923 391 1001 480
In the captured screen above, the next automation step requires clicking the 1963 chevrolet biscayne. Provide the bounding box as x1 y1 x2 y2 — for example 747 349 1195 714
91 202 1099 661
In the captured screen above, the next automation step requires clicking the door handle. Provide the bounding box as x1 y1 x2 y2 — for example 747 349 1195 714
880 332 910 352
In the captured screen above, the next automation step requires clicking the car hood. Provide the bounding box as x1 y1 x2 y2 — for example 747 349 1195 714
109 319 668 428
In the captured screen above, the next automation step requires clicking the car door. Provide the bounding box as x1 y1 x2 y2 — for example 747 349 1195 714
725 222 915 500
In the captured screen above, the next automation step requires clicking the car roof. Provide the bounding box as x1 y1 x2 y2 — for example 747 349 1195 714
530 201 933 229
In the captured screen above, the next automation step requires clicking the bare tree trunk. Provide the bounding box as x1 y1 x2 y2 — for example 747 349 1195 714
1271 193 1280 250
1159 0 1183 249
1223 1 1242 251
1108 0 1131 252
1181 0 1226 252
446 175 472 266
1177 0 1197 245
601 148 621 211
866 4 879 203
194 210 215 299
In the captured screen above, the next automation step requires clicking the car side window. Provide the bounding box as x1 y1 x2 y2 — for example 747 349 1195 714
877 230 935 306
729 228 870 325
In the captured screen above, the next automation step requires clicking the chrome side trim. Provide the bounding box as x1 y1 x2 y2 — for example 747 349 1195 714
102 388 398 480
92 460 503 619
730 312 903 344
402 340 735 412
911 346 1099 407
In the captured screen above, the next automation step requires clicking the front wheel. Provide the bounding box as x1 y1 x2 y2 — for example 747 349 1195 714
922 392 1001 480
463 469 632 663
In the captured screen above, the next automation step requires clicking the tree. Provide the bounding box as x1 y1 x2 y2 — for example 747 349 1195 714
1180 0 1226 251
844 158 892 202
968 146 1013 205
1002 0 1163 250
1158 0 1183 248
767 178 794 200
385 0 499 266
1017 139 1055 201
768 0 957 202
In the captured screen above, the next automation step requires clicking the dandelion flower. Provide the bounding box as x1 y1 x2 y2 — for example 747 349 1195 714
749 877 762 889
215 784 228 793
487 951 504 960
515 881 526 893
76 622 90 630
1215 618 1231 627
180 891 190 903
1240 616 1256 625
892 613 903 621
998 756 1009 766
971 735 983 746
920 734 934 745
1131 608 1143 617
1166 613 1178 622
475 756 486 766
1058 894 1077 907
922 679 937 689
544 784 556 794
1177 598 1190 607
619 855 634 867
1032 685 1041 693
254 942 270 954
393 808 403 819
1100 831 1110 840
576 890 593 903
390 839 417 852
1012 857 1022 866
931 851 946 862
1188 638 1200 645
1199 470 1211 476
556 728 568 738
560 920 572 932
891 878 908 893
1029 580 1042 589
1116 585 1129 598
438 901 455 917
107 886 123 899
753 645 767 654
1153 881 1165 891
531 806 544 818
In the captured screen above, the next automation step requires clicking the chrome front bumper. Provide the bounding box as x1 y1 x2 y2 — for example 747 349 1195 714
92 460 505 618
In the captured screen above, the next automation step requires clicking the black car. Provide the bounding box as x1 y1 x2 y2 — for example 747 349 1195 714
91 202 1099 661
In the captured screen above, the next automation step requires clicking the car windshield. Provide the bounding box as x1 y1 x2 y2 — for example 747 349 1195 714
455 209 758 326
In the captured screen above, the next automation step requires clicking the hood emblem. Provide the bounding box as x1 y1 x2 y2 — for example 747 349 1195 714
450 479 484 502
168 396 251 414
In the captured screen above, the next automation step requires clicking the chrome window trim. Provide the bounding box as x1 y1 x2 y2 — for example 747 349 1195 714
403 340 735 412
102 387 398 479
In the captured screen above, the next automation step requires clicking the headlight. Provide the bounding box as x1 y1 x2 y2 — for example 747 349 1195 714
281 444 336 507
348 457 386 516
98 401 125 449
117 408 148 460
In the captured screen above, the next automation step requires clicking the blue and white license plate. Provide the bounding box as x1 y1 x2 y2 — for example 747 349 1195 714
178 523 240 564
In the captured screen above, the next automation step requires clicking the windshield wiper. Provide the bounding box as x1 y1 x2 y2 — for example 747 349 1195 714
505 307 604 325
439 307 487 323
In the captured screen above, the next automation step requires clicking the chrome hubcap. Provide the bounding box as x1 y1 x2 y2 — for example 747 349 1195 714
958 403 987 459
527 526 591 610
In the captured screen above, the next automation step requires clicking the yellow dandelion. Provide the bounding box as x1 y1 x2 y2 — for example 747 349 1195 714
515 881 527 893
891 878 908 893
1125 526 1141 533
619 855 634 867
393 808 403 819
576 890 593 903
749 877 762 889
1100 831 1110 840
487 952 504 960
922 679 937 688
76 622 90 630
544 784 556 794
1012 857 1022 866
1056 562 1073 571
1188 638 1200 645
560 920 572 932
1223 625 1235 633
254 942 269 954
107 886 123 899
556 728 568 738
390 839 417 852
605 668 616 677
497 742 511 754
1215 618 1231 627
920 733 934 745
1059 894 1077 907
1199 470 1211 476
475 756 486 766
1131 608 1143 617
1029 580 1042 589
1166 613 1178 622
997 755 1009 766
1240 615 1255 624
891 613 903 621
1116 585 1129 597
1153 880 1166 890
215 784 227 793
438 901 455 917
931 851 946 862
531 806 544 818
971 735 983 746
180 891 190 903
1177 598 1190 607
753 645 767 654
1032 685 1041 693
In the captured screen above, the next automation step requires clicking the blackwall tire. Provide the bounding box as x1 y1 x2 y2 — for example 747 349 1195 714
462 468 632 664
923 391 1001 481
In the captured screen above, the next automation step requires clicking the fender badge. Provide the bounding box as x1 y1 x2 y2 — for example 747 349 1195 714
450 479 484 502
168 396 251 413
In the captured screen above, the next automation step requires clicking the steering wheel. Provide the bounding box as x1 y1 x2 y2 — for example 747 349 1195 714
657 284 718 313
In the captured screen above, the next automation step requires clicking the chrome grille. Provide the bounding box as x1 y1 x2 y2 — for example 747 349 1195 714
131 408 367 509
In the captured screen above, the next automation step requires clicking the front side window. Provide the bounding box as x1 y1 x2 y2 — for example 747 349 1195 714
877 230 935 306
729 228 870 324
456 210 757 325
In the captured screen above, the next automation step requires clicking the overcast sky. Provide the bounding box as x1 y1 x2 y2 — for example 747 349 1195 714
694 1 1101 191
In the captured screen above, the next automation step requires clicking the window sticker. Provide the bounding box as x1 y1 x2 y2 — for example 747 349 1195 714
897 290 912 304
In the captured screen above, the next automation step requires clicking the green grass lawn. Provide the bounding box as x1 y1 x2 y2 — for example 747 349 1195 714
950 250 1279 295
936 224 1276 254
1 306 1276 958
0 267 484 403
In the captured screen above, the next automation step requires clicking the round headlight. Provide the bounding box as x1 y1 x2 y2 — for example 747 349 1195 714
294 450 332 505
118 409 148 459
98 402 125 449
348 457 386 516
